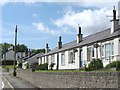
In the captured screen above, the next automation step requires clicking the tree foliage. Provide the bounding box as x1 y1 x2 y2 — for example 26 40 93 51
31 49 45 54
16 44 28 52
1 43 45 55
0 43 12 54
1 43 28 53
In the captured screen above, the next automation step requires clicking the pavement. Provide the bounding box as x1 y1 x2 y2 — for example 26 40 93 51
1 68 41 90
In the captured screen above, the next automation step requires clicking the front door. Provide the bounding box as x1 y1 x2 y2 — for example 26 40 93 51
80 49 83 67
56 53 59 70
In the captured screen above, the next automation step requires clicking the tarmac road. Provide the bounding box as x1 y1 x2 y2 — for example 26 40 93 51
1 68 40 90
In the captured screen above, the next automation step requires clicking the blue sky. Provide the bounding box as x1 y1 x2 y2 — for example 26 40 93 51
1 1 119 49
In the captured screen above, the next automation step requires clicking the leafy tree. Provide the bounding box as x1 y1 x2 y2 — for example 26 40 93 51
1 43 13 54
16 44 28 53
31 49 45 54
1 43 28 53
1 43 45 55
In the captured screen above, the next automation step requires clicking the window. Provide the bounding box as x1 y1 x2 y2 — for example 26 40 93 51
105 43 110 60
101 45 104 56
69 50 75 63
111 43 114 55
87 46 94 61
61 53 65 66
101 42 114 60
51 55 55 63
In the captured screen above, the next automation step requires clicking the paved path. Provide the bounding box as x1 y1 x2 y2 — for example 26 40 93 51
1 68 41 90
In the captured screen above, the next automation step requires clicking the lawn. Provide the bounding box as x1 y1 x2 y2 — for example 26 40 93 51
2 65 17 68
35 69 85 72
35 68 120 72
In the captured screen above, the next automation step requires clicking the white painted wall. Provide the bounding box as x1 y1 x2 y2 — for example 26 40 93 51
114 37 120 61
22 61 28 69
98 43 101 59
111 20 119 33
58 49 80 70
38 57 42 65
39 37 120 69
53 54 57 70
42 57 45 64
82 46 88 66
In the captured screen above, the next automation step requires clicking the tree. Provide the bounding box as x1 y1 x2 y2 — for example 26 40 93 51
16 44 28 53
1 43 12 54
31 49 45 54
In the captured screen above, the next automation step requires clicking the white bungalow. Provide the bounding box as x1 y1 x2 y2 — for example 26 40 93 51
38 8 120 70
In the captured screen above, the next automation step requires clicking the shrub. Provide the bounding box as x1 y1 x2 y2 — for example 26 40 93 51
105 61 120 70
88 59 103 71
84 62 89 71
26 63 29 69
36 63 48 70
18 63 22 68
2 61 17 65
49 63 55 70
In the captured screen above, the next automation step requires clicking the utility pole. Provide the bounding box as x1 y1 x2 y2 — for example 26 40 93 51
13 25 17 76
4 42 6 68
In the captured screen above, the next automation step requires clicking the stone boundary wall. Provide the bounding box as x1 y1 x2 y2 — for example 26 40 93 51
17 69 120 89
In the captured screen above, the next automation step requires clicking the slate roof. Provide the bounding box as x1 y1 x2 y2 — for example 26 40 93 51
40 27 120 57
26 53 43 63
25 53 44 61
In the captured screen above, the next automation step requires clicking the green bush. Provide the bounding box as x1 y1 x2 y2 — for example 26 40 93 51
25 63 29 69
88 59 103 71
36 63 48 70
18 63 22 68
49 63 55 70
105 61 120 69
2 61 17 65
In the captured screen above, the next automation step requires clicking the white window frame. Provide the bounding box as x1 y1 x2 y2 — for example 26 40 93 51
101 41 114 61
51 55 55 63
68 49 75 64
87 46 94 62
61 52 65 66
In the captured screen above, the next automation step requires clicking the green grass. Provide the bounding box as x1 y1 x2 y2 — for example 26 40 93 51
35 69 85 72
2 65 17 68
35 68 120 72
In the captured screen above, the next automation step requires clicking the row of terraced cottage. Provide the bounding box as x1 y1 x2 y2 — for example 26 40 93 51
24 8 120 70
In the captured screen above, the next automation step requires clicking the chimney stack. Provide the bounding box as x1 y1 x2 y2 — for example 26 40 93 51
45 43 49 53
58 36 62 49
111 6 119 33
77 26 83 43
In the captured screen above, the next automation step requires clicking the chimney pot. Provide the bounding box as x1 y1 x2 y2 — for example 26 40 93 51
79 27 81 34
58 36 62 49
77 26 83 43
111 6 119 33
45 43 49 53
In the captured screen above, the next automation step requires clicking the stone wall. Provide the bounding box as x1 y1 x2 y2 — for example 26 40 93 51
17 69 120 89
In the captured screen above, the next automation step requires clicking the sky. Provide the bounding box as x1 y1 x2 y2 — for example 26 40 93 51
1 0 120 50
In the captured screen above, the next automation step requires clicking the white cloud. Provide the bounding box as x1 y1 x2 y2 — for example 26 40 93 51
32 22 59 35
52 8 113 36
1 0 119 6
32 13 38 17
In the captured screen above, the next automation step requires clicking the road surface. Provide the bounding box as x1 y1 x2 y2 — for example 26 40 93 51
1 67 40 90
